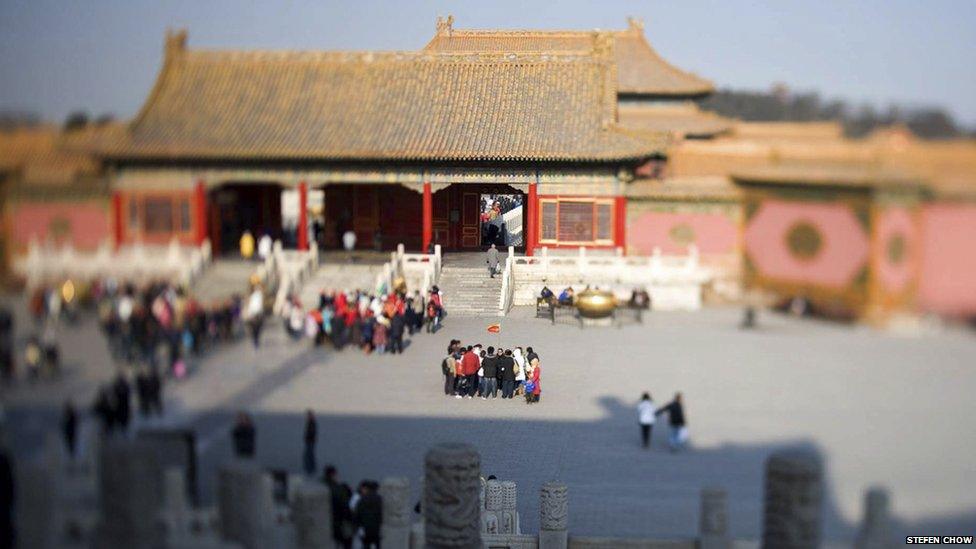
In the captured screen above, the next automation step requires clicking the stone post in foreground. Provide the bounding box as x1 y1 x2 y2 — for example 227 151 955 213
380 476 411 549
93 439 164 549
218 460 273 549
854 487 894 549
539 481 568 549
761 450 823 549
292 481 334 549
699 486 731 549
423 443 481 548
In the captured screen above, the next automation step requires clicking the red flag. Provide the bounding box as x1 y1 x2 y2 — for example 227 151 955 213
487 324 501 334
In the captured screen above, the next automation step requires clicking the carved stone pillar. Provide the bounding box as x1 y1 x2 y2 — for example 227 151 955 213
380 477 411 549
218 460 273 549
423 443 481 548
483 479 502 535
854 487 894 549
699 487 731 549
500 480 519 534
293 482 334 549
539 481 568 549
761 450 823 549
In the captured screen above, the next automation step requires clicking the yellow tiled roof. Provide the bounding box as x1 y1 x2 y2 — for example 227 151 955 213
618 103 733 138
423 17 713 97
100 31 666 163
0 125 108 186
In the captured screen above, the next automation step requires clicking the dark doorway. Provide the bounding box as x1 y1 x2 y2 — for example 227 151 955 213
479 193 524 247
209 183 282 255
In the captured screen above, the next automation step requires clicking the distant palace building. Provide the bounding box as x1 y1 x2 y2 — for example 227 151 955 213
2 17 975 320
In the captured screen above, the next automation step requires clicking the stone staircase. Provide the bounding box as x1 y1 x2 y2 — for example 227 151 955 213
438 265 503 317
298 263 384 306
191 259 258 302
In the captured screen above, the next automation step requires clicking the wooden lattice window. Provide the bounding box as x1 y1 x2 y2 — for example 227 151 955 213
538 197 615 246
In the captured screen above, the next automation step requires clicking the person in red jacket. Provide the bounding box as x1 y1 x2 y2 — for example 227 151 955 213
459 346 480 399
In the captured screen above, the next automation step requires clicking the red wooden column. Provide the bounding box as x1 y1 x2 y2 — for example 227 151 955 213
526 182 538 256
111 191 124 249
297 181 309 251
614 195 627 253
194 180 208 245
422 181 433 252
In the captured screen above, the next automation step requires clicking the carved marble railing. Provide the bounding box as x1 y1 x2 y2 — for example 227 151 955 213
510 245 712 312
271 242 318 314
15 237 212 289
375 243 442 296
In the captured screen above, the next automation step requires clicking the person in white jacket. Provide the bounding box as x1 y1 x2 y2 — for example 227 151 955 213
637 392 656 449
513 347 526 394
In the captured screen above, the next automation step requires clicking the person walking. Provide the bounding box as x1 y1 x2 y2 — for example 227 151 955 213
303 410 317 476
239 230 255 260
61 400 78 459
655 392 688 452
353 480 383 549
112 373 132 435
245 285 264 349
231 412 256 458
486 244 500 278
637 392 656 449
323 466 354 549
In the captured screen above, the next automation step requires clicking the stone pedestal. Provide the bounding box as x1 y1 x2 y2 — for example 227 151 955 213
423 443 481 549
292 482 334 549
539 481 568 549
218 460 273 549
854 487 894 549
699 487 731 549
93 439 165 549
15 462 56 549
500 480 519 534
761 450 823 549
162 467 191 542
380 477 411 549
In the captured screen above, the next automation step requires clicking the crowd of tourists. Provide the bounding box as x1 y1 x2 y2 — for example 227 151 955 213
280 285 445 354
440 339 542 404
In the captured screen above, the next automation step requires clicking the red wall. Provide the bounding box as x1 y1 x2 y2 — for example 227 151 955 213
8 200 111 251
918 203 976 316
628 211 737 255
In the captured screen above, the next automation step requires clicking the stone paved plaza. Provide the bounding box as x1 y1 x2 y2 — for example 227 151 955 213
3 298 976 542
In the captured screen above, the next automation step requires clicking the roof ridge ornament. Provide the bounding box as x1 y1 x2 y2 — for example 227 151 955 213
626 17 644 34
165 28 188 56
436 15 455 36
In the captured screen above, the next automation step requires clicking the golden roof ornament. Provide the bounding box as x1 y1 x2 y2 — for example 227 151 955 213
436 15 455 36
627 17 645 33
165 28 188 56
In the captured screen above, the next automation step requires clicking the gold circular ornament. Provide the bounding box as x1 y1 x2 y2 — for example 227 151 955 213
886 234 906 265
786 221 823 260
669 224 696 246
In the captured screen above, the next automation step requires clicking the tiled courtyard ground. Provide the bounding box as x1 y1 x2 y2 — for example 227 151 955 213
4 299 975 541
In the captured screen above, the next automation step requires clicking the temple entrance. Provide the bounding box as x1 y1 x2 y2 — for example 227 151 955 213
434 184 525 252
321 182 524 252
208 183 282 255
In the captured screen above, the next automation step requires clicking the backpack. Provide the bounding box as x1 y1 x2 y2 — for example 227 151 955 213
441 356 452 376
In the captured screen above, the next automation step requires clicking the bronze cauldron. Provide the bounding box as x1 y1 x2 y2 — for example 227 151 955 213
575 288 617 318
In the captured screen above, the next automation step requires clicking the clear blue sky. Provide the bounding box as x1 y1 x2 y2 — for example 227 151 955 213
1 0 974 126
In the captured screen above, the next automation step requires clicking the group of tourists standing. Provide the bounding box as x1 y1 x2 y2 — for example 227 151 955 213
440 339 542 403
637 391 689 452
282 285 445 354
